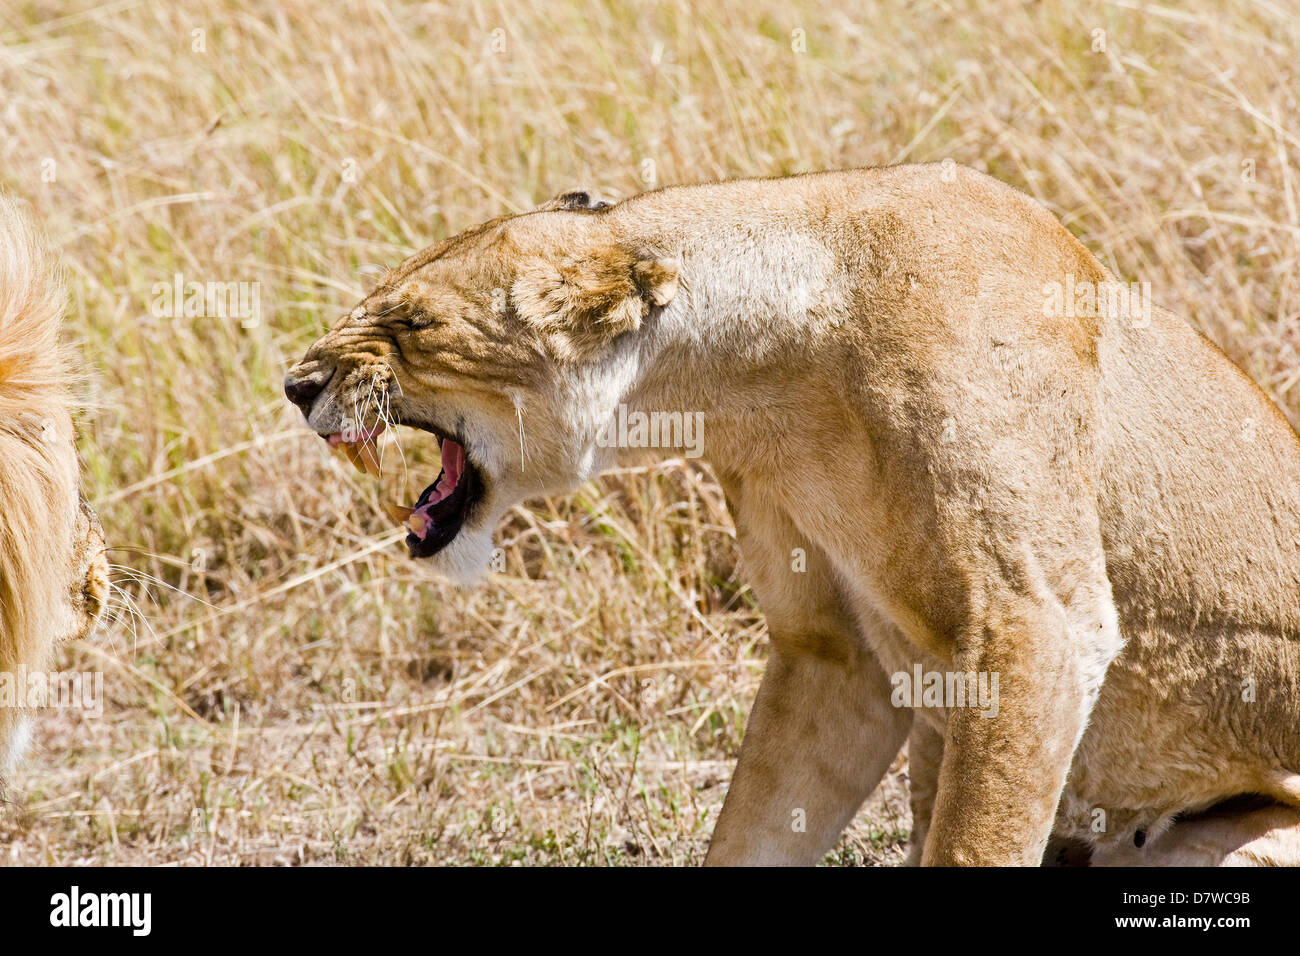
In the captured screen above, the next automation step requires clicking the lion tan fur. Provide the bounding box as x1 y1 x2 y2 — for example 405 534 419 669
287 165 1300 865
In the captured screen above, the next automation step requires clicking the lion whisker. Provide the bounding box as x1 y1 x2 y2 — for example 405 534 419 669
106 565 221 611
358 365 417 489
109 583 156 655
513 392 528 473
98 581 156 656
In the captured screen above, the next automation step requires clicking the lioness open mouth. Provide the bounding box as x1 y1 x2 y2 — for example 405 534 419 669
323 423 483 559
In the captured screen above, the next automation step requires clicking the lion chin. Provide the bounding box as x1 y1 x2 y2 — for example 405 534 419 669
423 523 498 586
0 717 33 783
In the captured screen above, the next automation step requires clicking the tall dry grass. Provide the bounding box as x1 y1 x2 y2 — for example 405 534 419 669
0 0 1295 864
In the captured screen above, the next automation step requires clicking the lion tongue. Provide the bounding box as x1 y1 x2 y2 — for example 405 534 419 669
406 439 465 540
439 439 465 493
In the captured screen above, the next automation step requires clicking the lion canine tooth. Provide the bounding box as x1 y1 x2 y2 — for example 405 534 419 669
384 502 413 523
357 443 382 477
343 442 366 474
406 513 428 535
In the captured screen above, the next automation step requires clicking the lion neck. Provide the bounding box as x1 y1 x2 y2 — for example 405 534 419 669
592 217 860 482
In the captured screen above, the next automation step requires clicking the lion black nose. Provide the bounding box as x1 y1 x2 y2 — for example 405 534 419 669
284 366 331 417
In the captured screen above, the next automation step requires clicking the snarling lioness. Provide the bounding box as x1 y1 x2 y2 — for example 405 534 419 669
0 198 109 788
286 166 1300 866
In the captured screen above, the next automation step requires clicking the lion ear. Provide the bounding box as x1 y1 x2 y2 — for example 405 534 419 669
536 189 613 212
512 248 678 361
630 257 678 308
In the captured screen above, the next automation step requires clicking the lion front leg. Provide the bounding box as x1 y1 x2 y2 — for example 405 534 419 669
704 473 913 866
905 715 944 866
920 591 1122 866
705 645 912 865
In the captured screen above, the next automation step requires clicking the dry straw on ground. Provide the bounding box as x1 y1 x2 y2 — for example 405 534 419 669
0 0 1295 864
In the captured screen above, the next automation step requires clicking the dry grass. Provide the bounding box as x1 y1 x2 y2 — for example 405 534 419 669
0 0 1295 865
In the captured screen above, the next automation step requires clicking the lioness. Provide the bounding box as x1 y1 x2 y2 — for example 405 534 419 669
285 166 1300 865
0 198 109 787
